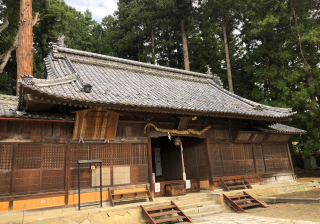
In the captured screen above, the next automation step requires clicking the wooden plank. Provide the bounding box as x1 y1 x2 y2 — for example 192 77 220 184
205 131 214 191
146 205 176 212
150 209 179 217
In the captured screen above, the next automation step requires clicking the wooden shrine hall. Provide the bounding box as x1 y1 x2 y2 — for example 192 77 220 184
0 42 305 212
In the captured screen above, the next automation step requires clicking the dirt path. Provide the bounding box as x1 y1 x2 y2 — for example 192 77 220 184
270 188 320 198
242 203 320 222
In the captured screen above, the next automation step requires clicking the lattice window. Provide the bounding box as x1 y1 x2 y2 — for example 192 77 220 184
91 144 111 166
113 144 130 165
70 144 91 168
233 144 244 160
0 144 13 171
131 144 147 165
42 144 65 169
15 144 41 169
221 144 233 160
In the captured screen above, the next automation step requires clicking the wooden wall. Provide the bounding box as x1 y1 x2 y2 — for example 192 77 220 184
0 120 73 142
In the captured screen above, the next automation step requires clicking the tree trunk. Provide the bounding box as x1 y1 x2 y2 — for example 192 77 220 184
151 28 155 65
180 19 190 71
222 15 233 93
16 0 34 96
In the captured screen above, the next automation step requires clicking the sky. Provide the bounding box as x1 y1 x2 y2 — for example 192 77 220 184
64 0 118 22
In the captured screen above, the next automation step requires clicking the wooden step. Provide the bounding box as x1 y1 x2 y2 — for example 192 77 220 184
154 215 186 224
239 203 261 208
113 196 148 203
150 209 180 217
228 195 250 199
112 190 149 196
146 205 176 212
233 198 254 203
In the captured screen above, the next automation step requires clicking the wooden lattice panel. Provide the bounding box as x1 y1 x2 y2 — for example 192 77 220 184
72 108 120 141
91 144 111 166
210 144 223 177
42 144 65 169
70 144 91 168
131 144 147 165
113 144 130 165
0 144 13 171
221 144 233 160
252 144 265 173
15 143 42 169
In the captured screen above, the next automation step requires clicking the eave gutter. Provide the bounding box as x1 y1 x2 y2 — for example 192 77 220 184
0 117 75 123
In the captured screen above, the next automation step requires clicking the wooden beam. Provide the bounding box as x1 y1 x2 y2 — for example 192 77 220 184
147 127 154 198
177 117 190 130
150 131 206 139
64 142 71 205
204 131 215 191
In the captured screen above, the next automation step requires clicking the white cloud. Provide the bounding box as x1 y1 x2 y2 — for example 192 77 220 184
64 0 118 22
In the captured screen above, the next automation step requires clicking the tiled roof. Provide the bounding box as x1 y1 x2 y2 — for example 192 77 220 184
0 94 74 121
253 123 306 134
16 43 296 121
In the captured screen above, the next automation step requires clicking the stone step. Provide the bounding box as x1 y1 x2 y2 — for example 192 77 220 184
188 209 224 219
170 193 209 201
173 197 212 207
183 204 221 215
178 200 217 210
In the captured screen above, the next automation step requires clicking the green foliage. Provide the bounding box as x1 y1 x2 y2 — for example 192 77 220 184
1 0 320 158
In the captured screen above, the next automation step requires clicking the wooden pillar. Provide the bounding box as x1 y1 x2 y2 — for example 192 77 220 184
9 144 16 211
16 0 34 95
205 131 215 191
286 143 294 172
147 127 154 198
64 141 71 205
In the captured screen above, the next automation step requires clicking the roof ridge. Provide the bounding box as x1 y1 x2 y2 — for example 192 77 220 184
49 43 213 80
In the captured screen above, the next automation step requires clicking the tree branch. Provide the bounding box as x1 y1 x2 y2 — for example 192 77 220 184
0 12 40 74
0 19 9 34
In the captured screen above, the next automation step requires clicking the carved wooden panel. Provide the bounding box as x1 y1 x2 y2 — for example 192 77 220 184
72 108 120 141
